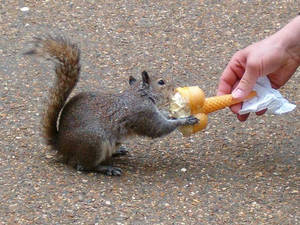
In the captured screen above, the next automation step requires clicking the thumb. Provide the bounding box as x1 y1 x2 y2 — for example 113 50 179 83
232 62 259 99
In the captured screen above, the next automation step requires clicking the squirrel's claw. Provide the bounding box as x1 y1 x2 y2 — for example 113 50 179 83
96 165 122 176
185 115 199 125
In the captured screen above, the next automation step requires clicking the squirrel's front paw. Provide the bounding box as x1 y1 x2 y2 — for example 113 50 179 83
184 115 199 125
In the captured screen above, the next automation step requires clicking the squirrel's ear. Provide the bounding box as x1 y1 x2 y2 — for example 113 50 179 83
129 76 136 85
141 71 150 86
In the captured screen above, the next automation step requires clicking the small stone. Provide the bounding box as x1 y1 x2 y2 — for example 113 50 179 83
78 195 84 201
20 7 30 12
181 168 187 172
225 30 232 35
45 154 53 159
255 171 263 177
105 200 111 205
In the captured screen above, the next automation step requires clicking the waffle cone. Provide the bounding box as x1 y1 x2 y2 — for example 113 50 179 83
201 91 257 114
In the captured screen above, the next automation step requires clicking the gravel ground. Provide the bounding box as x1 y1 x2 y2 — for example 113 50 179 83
1 1 299 224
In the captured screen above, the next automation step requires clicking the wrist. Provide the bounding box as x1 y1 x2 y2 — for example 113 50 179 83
274 16 300 60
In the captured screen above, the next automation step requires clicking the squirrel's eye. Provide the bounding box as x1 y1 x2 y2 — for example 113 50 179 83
158 79 165 85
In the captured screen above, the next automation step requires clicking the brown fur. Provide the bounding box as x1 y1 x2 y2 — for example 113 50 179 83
25 36 198 175
25 36 81 146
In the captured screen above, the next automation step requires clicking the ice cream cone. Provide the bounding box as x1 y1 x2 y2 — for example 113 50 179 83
170 86 257 136
174 86 205 114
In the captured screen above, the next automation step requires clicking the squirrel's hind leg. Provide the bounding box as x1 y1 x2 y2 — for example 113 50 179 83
73 139 123 176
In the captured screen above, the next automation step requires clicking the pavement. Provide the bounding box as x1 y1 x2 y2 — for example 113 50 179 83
0 1 299 224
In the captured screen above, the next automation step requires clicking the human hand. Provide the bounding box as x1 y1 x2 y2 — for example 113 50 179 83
217 17 300 121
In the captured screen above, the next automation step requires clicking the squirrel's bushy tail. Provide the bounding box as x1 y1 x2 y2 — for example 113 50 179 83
25 36 81 147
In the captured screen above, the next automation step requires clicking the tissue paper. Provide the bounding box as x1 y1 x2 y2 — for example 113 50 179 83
239 76 296 115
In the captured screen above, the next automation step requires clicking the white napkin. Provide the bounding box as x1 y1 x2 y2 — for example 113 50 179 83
239 76 296 115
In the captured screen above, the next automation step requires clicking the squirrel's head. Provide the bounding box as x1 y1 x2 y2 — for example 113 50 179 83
128 71 174 108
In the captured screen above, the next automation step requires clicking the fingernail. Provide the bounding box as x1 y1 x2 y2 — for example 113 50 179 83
232 88 244 99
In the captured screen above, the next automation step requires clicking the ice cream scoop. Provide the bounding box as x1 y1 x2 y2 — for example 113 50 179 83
170 86 257 136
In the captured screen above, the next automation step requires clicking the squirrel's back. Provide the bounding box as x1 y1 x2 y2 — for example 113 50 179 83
25 36 81 147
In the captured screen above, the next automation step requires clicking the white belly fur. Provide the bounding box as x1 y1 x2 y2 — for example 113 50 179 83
95 140 118 165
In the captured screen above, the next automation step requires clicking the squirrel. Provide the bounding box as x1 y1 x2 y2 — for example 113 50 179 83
25 36 199 176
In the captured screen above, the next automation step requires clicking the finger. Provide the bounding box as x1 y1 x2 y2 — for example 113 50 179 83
255 108 267 116
267 65 297 89
232 58 260 99
230 102 242 114
237 113 250 122
217 52 246 96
